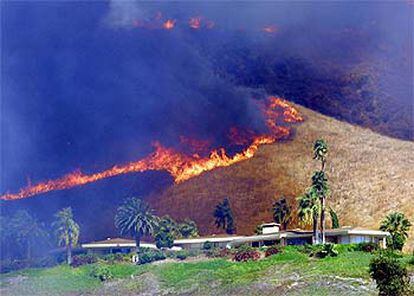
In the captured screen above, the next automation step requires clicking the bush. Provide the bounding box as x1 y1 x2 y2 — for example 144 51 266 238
205 247 233 258
356 242 379 253
265 246 280 257
233 245 260 262
175 250 188 260
90 264 113 281
314 244 338 258
300 244 338 258
138 248 166 265
102 253 130 264
71 254 98 267
203 241 213 250
155 230 174 249
369 252 409 296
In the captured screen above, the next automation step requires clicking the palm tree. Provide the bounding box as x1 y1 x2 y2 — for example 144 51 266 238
313 139 328 170
297 191 320 244
380 212 412 251
272 197 292 230
311 170 329 243
115 197 157 254
312 139 329 244
53 207 80 265
10 210 48 260
214 198 236 234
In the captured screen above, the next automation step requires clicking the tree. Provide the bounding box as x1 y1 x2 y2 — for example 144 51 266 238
154 230 174 249
329 207 340 229
53 207 80 265
312 139 329 244
272 197 292 230
369 251 409 296
178 219 199 238
214 198 236 234
380 212 412 251
10 210 48 260
297 191 320 244
115 197 157 254
154 215 177 249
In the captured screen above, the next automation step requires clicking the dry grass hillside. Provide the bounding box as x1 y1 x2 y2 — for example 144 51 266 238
148 103 414 250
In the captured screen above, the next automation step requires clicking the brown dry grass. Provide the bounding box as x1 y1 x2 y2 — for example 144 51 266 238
148 103 414 251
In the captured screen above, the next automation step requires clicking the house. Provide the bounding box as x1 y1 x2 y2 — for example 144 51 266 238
173 226 390 250
173 234 245 250
81 238 182 255
229 226 390 249
81 226 390 254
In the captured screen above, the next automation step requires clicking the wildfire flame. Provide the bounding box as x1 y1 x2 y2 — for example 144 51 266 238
189 17 202 29
163 19 176 30
0 97 303 201
262 25 278 34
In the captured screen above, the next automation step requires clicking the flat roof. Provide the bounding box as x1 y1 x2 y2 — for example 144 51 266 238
174 235 245 244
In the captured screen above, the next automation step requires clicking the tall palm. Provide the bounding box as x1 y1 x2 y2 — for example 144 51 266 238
115 197 157 253
313 139 328 170
297 191 320 244
272 197 292 230
380 212 412 250
313 139 329 244
311 171 329 244
53 207 80 265
10 210 48 260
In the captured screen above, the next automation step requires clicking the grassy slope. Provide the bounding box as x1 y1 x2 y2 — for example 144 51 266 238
0 248 395 296
148 103 414 250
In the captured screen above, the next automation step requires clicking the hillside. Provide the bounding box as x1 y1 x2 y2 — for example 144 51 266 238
148 103 414 250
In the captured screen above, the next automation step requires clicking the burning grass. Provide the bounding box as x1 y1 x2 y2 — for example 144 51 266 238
0 97 303 201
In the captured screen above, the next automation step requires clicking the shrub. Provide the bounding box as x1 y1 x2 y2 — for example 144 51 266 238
369 252 409 296
265 246 280 257
90 264 113 281
102 253 130 264
314 244 338 258
138 248 166 265
175 250 188 260
356 242 379 253
233 245 260 262
205 247 233 258
71 254 99 267
203 241 213 250
155 230 174 249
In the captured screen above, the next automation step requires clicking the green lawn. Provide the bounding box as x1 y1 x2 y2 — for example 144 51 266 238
0 248 412 296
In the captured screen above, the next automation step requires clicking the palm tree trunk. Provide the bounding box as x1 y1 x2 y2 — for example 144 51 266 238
135 233 141 254
67 241 72 265
320 196 326 244
312 215 318 244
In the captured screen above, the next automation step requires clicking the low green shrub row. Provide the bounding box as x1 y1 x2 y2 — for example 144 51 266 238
138 248 166 265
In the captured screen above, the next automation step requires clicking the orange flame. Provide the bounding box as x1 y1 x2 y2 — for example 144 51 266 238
189 17 201 29
163 19 176 30
0 97 303 201
262 25 278 34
